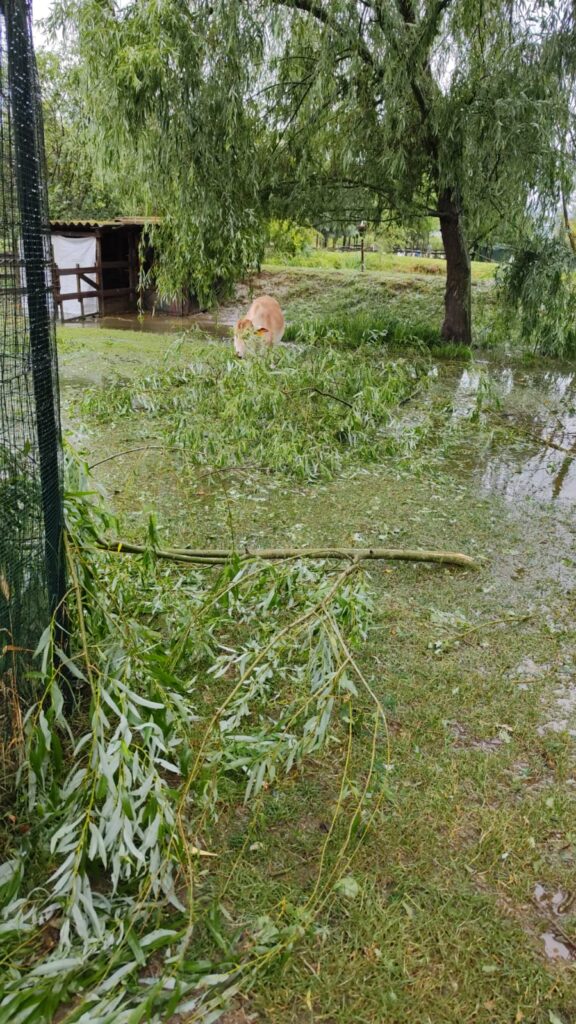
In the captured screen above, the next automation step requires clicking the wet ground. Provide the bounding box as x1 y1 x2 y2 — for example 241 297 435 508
61 318 576 503
58 322 576 1003
60 320 576 690
97 310 236 336
58 326 576 678
446 362 576 502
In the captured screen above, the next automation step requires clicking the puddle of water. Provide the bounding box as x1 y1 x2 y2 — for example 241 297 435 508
70 311 237 339
552 892 574 914
541 931 574 961
534 885 574 915
442 362 576 502
480 454 576 503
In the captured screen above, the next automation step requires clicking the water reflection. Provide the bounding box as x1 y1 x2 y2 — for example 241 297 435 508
447 363 576 502
97 311 235 338
64 310 235 337
481 453 576 503
67 308 576 503
450 367 482 419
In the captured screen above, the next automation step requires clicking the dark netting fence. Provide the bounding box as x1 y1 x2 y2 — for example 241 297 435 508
0 0 65 730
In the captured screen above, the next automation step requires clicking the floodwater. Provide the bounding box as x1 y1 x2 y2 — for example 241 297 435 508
96 311 236 337
64 312 576 503
541 932 575 961
445 362 576 502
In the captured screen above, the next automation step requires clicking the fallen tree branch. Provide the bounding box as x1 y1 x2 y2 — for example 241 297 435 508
88 449 262 477
495 414 576 457
398 385 424 407
285 386 355 409
525 432 576 457
93 535 479 569
89 445 188 469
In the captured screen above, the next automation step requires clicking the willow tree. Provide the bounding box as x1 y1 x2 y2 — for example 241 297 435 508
54 0 572 340
37 48 121 219
50 1 267 303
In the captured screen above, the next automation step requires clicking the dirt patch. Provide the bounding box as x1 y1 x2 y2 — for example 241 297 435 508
448 720 509 752
472 874 576 968
508 657 550 681
538 682 576 739
171 1002 257 1024
504 760 555 794
410 262 445 275
542 832 576 868
212 1007 258 1024
378 277 415 292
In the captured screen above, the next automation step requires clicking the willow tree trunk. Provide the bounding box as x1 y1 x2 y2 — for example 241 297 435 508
439 188 472 345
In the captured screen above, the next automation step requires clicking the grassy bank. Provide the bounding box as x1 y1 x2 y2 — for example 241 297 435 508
264 249 496 280
59 257 497 355
240 263 497 351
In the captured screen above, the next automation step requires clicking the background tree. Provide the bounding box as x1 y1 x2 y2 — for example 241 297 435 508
53 0 573 340
49 2 267 304
37 48 120 220
498 236 576 356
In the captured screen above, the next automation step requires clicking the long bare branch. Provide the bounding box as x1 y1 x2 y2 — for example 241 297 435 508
94 534 480 569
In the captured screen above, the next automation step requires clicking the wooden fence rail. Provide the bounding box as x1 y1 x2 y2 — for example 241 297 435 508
52 259 136 320
393 247 446 259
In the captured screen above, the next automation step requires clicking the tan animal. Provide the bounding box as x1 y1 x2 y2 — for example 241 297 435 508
233 295 285 357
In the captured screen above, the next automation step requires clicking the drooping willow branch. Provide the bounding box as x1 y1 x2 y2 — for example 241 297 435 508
92 535 479 569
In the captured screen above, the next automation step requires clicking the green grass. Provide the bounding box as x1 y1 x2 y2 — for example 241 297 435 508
58 325 175 349
111 450 574 1024
244 265 497 349
76 337 426 482
83 328 574 1022
57 324 191 387
4 266 573 1022
196 468 576 1024
264 249 496 281
283 308 444 350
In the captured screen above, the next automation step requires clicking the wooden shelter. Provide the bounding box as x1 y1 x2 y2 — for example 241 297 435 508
50 216 196 321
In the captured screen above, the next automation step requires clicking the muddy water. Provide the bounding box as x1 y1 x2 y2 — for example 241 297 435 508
96 310 237 337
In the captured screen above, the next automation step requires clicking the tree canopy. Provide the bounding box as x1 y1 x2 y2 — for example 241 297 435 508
51 0 574 337
37 47 121 220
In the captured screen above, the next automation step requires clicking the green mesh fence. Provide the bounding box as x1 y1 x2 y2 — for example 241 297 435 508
0 0 65 725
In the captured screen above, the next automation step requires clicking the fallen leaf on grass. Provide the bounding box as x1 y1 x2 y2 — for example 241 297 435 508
333 875 360 899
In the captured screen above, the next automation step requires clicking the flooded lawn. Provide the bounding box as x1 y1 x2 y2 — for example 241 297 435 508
61 322 576 502
446 362 576 502
98 310 237 335
58 325 576 1024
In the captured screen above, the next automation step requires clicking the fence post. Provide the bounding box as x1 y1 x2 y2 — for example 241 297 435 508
4 0 66 624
